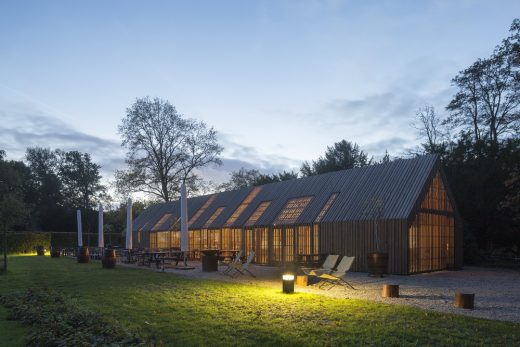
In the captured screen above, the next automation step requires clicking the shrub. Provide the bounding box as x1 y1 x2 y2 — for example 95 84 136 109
0 232 51 254
0 288 142 346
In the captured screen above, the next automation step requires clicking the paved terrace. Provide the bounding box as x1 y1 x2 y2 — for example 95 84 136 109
119 261 520 323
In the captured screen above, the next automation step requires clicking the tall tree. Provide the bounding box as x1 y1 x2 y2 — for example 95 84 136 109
301 140 372 176
0 154 28 272
445 20 520 146
116 97 223 201
25 147 64 230
57 150 105 211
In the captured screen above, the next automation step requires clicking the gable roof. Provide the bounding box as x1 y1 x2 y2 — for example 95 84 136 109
132 154 441 232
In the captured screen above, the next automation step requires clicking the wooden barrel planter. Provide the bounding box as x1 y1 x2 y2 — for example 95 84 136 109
50 248 61 258
454 292 474 309
367 252 388 277
77 246 90 263
382 284 399 298
36 246 45 256
102 249 117 269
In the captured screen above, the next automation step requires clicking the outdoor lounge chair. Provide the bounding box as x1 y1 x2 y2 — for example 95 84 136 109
227 251 256 278
302 254 340 276
221 250 243 275
317 256 355 290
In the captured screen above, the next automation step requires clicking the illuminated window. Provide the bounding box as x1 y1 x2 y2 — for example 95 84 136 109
274 196 313 225
297 225 311 255
245 201 271 227
203 206 225 228
189 195 216 226
255 227 269 264
315 193 338 222
225 187 262 226
421 172 453 212
153 213 173 231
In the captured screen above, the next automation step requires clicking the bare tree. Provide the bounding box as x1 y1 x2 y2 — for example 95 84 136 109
445 19 520 145
412 105 448 154
116 97 223 201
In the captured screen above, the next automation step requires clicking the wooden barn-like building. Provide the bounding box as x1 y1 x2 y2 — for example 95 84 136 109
131 154 462 275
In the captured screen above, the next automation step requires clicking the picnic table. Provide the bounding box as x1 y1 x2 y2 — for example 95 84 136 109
160 250 186 270
136 251 167 268
123 249 139 264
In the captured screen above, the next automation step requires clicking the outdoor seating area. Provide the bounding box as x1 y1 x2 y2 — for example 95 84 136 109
67 247 515 324
114 257 520 323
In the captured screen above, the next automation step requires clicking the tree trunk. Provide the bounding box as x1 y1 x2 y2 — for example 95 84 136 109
3 224 7 273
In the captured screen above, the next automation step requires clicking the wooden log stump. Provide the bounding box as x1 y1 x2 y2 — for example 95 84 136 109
454 292 474 309
296 275 308 286
382 284 399 298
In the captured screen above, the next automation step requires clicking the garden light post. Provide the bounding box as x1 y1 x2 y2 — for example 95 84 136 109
282 273 295 293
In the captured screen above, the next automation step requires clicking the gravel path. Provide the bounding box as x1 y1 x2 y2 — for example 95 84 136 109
121 262 520 323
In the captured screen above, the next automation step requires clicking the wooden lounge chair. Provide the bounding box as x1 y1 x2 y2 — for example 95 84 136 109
302 254 340 276
317 256 355 290
227 251 256 278
221 250 244 275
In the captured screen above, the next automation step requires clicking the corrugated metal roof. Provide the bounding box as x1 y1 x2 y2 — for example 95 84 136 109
133 154 440 232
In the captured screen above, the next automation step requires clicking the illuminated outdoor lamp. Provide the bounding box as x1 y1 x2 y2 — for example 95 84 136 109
282 273 295 293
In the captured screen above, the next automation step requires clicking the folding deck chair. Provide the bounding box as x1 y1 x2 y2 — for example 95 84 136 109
227 251 256 278
302 254 340 276
317 256 356 290
221 250 243 275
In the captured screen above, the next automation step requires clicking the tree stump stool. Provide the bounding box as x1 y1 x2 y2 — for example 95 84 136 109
382 284 399 298
454 292 474 309
296 275 308 286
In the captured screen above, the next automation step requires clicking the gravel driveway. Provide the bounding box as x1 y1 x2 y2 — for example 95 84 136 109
124 262 520 323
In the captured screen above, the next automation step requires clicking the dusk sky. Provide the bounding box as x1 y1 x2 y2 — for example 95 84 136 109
1 0 519 185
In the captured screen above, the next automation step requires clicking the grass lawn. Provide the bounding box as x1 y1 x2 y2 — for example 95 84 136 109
1 255 519 346
0 306 29 347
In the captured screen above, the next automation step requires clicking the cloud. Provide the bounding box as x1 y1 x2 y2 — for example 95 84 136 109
297 59 456 158
0 101 299 187
218 134 301 170
0 105 125 177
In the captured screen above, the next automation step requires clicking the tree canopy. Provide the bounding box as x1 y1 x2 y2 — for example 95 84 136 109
413 19 520 260
300 140 372 176
445 19 520 146
219 168 298 191
116 97 223 201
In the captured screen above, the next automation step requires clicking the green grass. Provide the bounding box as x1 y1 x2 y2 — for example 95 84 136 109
1 255 519 346
0 306 29 347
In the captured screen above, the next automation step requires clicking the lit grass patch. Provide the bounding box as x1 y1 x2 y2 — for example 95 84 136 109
1 255 519 346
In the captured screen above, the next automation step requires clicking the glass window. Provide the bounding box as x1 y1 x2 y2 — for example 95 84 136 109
225 187 262 226
274 196 313 225
315 193 338 222
203 207 225 228
245 201 271 226
189 195 216 226
153 213 173 231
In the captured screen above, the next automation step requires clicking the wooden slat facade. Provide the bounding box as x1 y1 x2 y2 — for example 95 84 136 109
131 154 462 275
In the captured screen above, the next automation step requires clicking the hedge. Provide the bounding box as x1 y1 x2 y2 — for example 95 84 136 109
0 232 51 254
51 232 123 249
0 232 124 254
